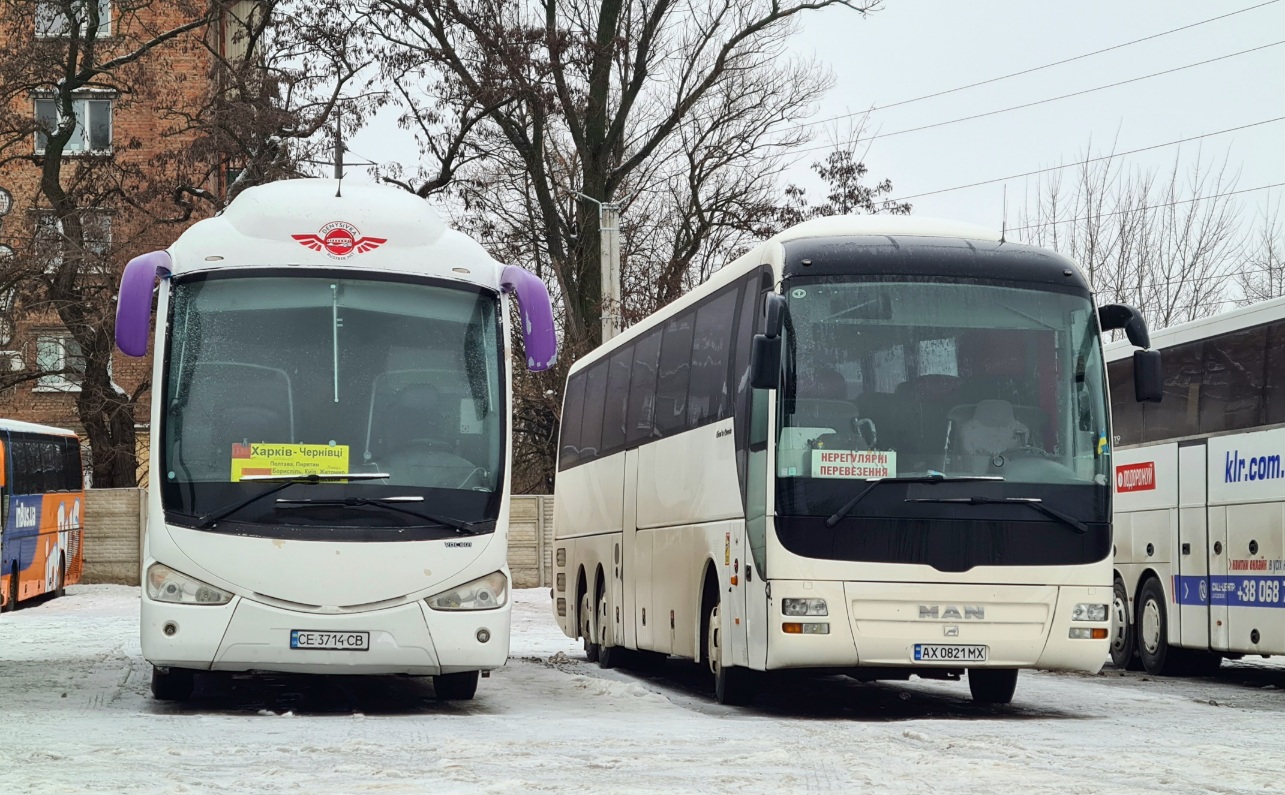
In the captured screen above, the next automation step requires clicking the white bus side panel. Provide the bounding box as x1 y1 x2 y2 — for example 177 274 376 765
552 455 625 540
635 420 741 530
1112 444 1179 643
1177 444 1211 650
1207 431 1285 655
632 421 740 658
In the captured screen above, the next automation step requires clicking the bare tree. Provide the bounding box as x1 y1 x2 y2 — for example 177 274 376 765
363 0 882 490
0 1 358 485
1017 144 1247 331
0 0 218 486
1234 198 1285 305
157 0 376 213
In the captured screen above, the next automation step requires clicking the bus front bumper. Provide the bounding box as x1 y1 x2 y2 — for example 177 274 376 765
765 581 1109 674
141 595 511 675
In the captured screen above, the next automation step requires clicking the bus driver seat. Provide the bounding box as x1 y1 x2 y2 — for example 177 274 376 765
377 384 477 488
955 399 1030 464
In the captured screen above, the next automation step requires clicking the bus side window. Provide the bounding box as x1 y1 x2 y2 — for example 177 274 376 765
559 373 587 471
655 312 695 437
1107 357 1140 446
626 329 662 447
1200 326 1267 435
578 360 609 463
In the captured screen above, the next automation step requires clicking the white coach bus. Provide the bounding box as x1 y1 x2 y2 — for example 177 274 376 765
1108 295 1285 675
552 215 1161 704
114 179 556 701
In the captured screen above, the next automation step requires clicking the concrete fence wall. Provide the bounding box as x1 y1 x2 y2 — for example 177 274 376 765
79 490 555 589
82 488 146 585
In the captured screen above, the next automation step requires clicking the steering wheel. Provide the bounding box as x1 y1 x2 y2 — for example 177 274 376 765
996 445 1051 462
399 438 453 451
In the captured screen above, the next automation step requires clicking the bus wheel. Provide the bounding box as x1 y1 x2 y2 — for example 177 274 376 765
596 589 620 669
1137 576 1177 675
1109 578 1136 670
706 602 753 705
54 555 66 598
968 668 1018 704
151 666 195 701
434 670 479 701
580 591 599 663
2 565 16 613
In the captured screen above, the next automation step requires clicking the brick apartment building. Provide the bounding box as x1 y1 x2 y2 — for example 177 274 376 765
0 1 255 484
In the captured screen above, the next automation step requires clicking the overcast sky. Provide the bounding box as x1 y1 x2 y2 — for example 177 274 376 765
345 1 1284 234
790 0 1284 231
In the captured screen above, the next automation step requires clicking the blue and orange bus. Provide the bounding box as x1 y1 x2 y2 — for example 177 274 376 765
0 419 86 612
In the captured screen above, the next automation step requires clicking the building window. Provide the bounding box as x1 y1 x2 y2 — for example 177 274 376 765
35 96 113 154
36 332 86 391
36 0 111 38
33 210 112 273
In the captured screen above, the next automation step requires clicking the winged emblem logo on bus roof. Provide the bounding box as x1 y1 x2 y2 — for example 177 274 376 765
292 221 386 260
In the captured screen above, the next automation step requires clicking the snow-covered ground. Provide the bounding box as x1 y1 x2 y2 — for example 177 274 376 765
3 586 1285 794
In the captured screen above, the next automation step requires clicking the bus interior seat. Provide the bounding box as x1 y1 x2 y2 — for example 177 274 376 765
178 363 294 477
948 400 1033 472
893 374 962 467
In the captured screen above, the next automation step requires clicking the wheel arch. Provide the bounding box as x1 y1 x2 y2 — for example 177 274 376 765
696 558 720 663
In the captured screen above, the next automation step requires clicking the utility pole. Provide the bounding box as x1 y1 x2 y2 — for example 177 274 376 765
578 192 622 342
333 107 344 180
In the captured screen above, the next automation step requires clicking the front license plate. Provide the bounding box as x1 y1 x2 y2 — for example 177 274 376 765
913 644 988 662
290 630 370 651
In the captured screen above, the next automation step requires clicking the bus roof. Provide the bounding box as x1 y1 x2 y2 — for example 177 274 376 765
165 179 506 288
0 418 79 438
567 216 1020 377
765 215 1001 245
1104 293 1285 361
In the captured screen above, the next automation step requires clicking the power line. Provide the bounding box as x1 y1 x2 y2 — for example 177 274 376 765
884 116 1285 203
788 40 1285 157
796 0 1281 131
1005 181 1285 234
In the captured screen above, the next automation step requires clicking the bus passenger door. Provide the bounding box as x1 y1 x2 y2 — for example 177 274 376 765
1177 442 1211 650
621 449 639 649
626 449 656 650
743 382 772 670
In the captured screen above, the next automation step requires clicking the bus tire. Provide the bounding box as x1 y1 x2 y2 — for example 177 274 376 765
706 601 753 705
580 590 599 663
54 555 66 598
2 564 16 613
434 670 479 701
151 666 195 701
596 589 620 669
1137 576 1177 675
1109 578 1136 670
968 668 1018 704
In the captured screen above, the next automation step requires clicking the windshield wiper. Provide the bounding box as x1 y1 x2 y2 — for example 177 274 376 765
824 474 1003 528
905 496 1088 535
274 497 489 535
193 472 390 529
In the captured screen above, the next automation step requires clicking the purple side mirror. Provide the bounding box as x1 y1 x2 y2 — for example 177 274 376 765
500 264 558 372
115 250 172 357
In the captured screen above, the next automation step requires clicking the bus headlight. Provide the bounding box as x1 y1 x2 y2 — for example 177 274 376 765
1072 603 1108 622
426 571 508 611
146 563 232 605
782 598 828 616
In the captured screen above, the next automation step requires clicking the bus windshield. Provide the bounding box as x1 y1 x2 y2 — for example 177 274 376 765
776 278 1110 517
160 271 504 535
